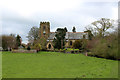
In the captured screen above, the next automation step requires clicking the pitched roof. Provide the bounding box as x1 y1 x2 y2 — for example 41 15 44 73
48 32 88 40
48 32 56 39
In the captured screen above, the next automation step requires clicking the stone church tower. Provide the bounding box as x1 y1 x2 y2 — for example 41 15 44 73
39 22 50 39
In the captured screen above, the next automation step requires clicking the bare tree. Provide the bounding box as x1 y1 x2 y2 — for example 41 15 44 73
91 18 114 37
27 27 39 44
2 35 16 50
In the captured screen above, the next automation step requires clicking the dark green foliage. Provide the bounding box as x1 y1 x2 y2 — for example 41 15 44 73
73 39 87 52
72 26 76 32
53 38 61 49
73 40 82 49
27 46 31 50
53 28 66 49
84 30 93 40
64 27 68 32
16 35 21 48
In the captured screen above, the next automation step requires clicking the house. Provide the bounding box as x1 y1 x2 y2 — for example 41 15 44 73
39 22 88 50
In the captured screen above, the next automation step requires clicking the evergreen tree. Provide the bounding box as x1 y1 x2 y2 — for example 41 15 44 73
72 26 76 32
64 27 68 32
16 35 21 48
53 28 67 49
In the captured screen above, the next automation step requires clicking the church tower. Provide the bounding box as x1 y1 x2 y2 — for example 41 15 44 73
39 22 50 39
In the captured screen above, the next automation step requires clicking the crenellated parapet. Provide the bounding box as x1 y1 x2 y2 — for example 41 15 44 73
40 22 50 25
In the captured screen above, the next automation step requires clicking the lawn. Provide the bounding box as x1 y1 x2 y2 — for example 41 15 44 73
2 51 118 78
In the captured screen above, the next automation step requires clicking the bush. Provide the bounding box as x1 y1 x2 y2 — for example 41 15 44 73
71 50 74 54
73 40 82 49
91 41 108 58
73 39 88 52
87 52 94 56
27 46 31 50
90 36 119 60
33 43 42 51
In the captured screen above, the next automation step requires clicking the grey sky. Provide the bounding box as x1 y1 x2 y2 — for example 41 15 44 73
0 0 118 44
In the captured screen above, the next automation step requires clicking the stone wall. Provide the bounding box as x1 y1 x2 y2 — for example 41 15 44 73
12 50 37 53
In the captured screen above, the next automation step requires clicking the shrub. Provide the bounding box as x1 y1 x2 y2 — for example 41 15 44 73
87 52 94 56
73 40 82 49
90 36 119 60
91 41 108 58
27 46 31 50
33 43 42 51
71 50 74 54
73 39 88 52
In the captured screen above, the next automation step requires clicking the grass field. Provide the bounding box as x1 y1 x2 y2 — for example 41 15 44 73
2 51 118 78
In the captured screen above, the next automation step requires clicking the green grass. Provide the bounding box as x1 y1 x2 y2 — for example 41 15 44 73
2 51 118 78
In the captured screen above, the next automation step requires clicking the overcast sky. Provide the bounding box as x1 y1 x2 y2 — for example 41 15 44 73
0 0 118 44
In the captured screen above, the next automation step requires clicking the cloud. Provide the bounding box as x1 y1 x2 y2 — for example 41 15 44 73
0 0 82 17
1 9 39 44
0 0 118 44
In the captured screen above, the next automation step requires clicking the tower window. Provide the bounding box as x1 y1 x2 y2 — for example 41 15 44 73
43 26 46 35
43 26 46 30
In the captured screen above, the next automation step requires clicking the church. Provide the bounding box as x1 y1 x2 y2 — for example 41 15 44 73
39 22 88 50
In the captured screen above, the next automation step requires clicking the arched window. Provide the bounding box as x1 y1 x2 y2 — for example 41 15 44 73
43 26 46 30
48 44 51 49
70 41 72 46
43 26 46 35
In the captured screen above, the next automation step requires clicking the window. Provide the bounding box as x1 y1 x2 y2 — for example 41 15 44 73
43 26 46 35
70 41 72 46
43 26 46 30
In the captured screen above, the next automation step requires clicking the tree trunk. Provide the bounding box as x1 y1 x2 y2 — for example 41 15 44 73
61 40 63 49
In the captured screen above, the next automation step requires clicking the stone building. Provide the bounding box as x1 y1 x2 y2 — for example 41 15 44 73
39 22 88 50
